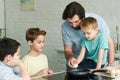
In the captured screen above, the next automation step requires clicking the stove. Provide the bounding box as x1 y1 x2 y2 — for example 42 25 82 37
65 74 95 80
48 72 96 80
32 71 114 80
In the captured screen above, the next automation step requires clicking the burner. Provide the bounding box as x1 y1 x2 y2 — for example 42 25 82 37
65 74 95 80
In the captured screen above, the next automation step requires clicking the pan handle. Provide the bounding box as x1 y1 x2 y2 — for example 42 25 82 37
91 69 107 74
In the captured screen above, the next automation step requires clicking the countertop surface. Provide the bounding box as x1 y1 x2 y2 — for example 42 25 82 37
32 71 120 80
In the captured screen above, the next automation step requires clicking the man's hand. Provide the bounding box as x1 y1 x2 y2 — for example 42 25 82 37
68 56 77 68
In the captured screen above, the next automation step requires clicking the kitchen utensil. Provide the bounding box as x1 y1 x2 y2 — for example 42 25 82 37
31 71 66 79
67 68 107 77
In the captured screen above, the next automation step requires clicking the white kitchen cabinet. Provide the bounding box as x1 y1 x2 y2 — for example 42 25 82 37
56 48 66 72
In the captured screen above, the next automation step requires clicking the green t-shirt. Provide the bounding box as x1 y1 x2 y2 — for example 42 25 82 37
81 33 108 64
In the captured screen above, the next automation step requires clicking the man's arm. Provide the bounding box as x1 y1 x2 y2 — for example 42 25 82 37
107 35 115 66
64 45 74 60
64 45 77 68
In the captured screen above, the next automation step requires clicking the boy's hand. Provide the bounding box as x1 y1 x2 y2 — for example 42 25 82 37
48 69 54 74
40 69 49 79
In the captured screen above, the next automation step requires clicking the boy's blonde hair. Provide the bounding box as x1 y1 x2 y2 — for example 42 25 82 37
80 17 98 30
26 27 46 42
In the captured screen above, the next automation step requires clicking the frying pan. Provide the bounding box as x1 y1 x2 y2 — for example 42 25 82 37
67 68 107 77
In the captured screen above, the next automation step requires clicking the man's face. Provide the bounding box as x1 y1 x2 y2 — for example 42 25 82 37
67 15 82 29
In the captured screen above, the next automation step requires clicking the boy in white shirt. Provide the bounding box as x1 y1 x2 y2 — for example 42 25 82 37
0 38 30 80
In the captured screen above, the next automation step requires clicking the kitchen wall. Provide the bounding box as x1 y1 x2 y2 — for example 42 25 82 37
0 0 5 38
2 0 120 72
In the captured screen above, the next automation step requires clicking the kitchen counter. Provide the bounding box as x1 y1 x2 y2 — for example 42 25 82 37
32 71 120 80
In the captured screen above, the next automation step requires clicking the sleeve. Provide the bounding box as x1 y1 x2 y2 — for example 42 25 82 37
96 15 110 35
0 68 23 80
22 56 28 70
44 55 49 69
61 22 72 45
22 56 31 75
99 35 108 49
88 13 110 36
12 67 20 74
4 74 23 80
81 38 86 48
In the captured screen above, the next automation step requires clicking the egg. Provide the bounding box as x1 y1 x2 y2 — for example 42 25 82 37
73 64 78 68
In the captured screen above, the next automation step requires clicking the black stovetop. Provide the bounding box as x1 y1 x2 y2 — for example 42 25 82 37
48 72 113 80
32 72 113 80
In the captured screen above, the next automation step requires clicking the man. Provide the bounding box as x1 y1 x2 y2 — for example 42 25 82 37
61 1 114 70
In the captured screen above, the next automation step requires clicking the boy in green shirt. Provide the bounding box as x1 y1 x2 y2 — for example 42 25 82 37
68 17 108 69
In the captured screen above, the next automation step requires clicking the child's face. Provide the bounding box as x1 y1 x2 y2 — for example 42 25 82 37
82 28 98 40
31 35 45 52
